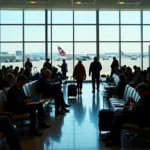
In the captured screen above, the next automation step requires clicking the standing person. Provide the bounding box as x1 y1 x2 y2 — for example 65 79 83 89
43 58 52 71
58 59 68 78
89 57 102 93
25 58 33 72
73 60 86 94
110 57 119 77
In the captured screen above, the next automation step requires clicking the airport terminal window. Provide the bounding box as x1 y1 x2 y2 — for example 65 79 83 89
143 26 150 41
25 43 45 71
121 25 141 41
52 11 73 24
24 10 45 24
1 25 23 41
99 11 119 24
121 11 141 24
0 10 23 24
75 42 96 80
143 42 150 70
75 26 96 41
74 11 96 24
143 11 150 24
99 42 119 75
48 11 51 24
52 25 73 41
51 43 73 78
1 43 23 68
24 26 45 41
99 25 119 41
121 42 141 68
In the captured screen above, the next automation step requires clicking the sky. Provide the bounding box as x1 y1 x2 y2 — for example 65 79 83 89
1 10 150 56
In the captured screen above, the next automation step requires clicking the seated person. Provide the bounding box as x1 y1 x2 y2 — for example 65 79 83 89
104 83 150 146
0 116 22 150
7 75 51 136
0 73 14 88
145 72 150 91
36 69 71 115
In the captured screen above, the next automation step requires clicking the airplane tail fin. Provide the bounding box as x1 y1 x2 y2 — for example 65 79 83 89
58 46 66 56
121 50 125 55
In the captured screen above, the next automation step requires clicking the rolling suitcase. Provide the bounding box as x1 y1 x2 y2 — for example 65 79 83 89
68 77 77 97
98 109 114 133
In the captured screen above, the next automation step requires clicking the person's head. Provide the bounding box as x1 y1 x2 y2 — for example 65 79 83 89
133 65 137 71
46 58 50 62
41 67 47 74
14 66 19 72
2 65 6 70
146 72 150 81
147 67 150 73
19 68 24 73
10 65 13 70
27 58 30 61
113 57 116 60
63 59 65 63
44 69 51 78
16 75 27 88
6 73 14 83
94 57 97 62
78 60 82 64
136 83 149 98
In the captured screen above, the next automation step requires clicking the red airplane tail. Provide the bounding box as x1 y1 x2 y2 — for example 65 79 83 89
121 50 125 55
58 46 66 56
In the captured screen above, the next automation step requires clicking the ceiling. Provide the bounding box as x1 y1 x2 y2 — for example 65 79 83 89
0 0 150 10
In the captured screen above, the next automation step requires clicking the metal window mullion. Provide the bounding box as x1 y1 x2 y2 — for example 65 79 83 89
141 10 143 70
23 10 25 68
96 10 99 60
73 10 75 69
45 9 48 60
119 10 121 67
51 11 52 65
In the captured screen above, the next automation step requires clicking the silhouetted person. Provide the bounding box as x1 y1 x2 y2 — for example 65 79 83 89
43 58 52 71
25 58 32 72
0 116 23 150
89 57 102 93
110 57 119 77
58 59 68 78
73 60 86 94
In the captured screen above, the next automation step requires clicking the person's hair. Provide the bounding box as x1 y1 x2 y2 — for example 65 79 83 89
6 73 14 78
113 57 116 59
119 74 126 82
78 60 82 64
94 57 97 61
63 59 65 62
46 58 50 62
17 75 27 82
136 83 149 92
147 67 150 72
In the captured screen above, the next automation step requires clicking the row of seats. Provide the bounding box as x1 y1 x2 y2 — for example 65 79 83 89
0 80 52 140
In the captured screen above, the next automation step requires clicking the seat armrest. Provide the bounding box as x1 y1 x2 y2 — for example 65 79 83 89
0 112 13 119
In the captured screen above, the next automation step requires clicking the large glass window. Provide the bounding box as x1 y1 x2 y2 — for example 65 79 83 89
99 26 119 41
143 26 150 41
24 11 45 24
121 11 140 24
1 10 23 24
75 42 96 80
24 26 45 41
1 26 23 41
52 43 73 78
143 42 150 70
25 43 45 71
100 42 119 75
52 11 73 24
1 43 23 68
143 11 150 24
121 26 141 41
99 11 119 24
121 42 141 69
74 11 96 24
52 26 73 41
75 26 96 41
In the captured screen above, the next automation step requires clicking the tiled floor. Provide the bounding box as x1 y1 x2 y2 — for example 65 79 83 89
15 83 150 150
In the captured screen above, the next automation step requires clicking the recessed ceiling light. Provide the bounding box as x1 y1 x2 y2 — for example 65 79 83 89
76 1 82 4
119 1 125 4
30 1 36 4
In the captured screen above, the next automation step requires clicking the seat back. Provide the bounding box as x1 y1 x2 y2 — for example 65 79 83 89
29 80 38 96
123 85 130 100
113 74 120 87
124 86 134 102
24 83 32 97
0 90 7 113
132 90 140 102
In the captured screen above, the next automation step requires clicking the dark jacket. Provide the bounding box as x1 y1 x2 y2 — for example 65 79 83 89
111 59 119 70
25 61 33 70
116 81 127 98
131 94 150 127
43 62 52 70
7 85 27 112
89 61 102 77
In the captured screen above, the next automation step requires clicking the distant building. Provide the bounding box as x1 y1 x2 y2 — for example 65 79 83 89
0 52 16 62
16 50 22 62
